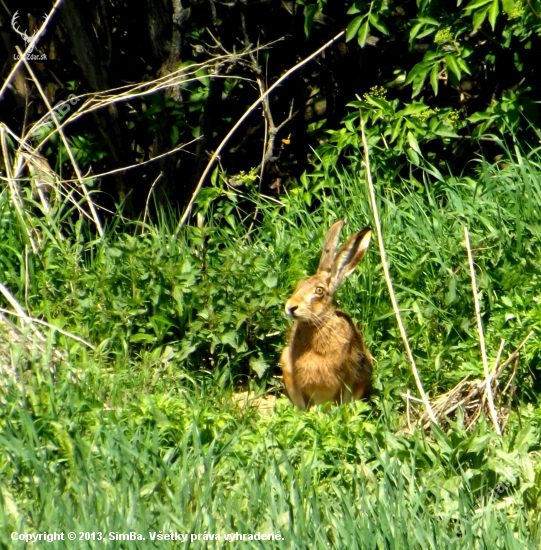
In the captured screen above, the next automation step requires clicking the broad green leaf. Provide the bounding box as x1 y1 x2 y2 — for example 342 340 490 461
250 355 270 378
434 125 459 138
416 27 438 40
412 68 431 97
465 434 492 453
130 333 155 343
369 12 389 35
513 426 537 452
406 146 420 165
457 57 471 75
409 22 424 42
445 54 462 79
407 131 422 155
468 111 493 122
357 21 370 47
390 119 403 143
404 61 426 85
347 1 364 14
346 15 364 42
262 274 278 288
140 483 158 497
304 4 317 38
417 16 440 24
472 5 489 30
465 0 493 10
170 125 179 145
220 331 238 348
397 103 429 116
107 247 123 258
502 0 515 13
431 423 454 454
430 63 439 95
488 0 500 30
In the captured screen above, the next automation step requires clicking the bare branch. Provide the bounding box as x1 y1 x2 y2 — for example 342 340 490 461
464 226 500 434
175 30 346 234
359 106 438 425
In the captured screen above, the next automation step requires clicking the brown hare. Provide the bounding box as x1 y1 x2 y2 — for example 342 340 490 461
280 220 373 410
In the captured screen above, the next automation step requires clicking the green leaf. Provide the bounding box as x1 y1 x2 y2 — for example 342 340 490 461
220 331 238 348
445 54 462 80
434 125 459 138
397 103 429 116
262 275 278 288
170 125 179 145
513 426 537 452
502 0 514 13
457 57 471 75
250 355 270 378
445 274 457 304
468 111 493 122
409 22 424 42
130 333 155 343
472 5 489 30
431 423 453 454
107 247 123 258
347 1 364 14
430 63 439 95
412 68 431 97
465 0 493 10
404 62 425 86
369 12 389 35
406 147 420 165
488 0 500 30
390 119 403 143
466 434 492 453
357 21 370 47
346 15 364 42
407 131 422 155
140 482 158 497
304 4 317 38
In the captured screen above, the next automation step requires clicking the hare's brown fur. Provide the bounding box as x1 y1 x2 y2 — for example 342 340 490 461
280 221 373 410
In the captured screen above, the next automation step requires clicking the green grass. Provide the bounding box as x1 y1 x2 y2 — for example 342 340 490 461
1 140 541 548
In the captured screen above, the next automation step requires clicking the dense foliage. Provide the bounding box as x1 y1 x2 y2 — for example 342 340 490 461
1 0 540 214
1 138 541 545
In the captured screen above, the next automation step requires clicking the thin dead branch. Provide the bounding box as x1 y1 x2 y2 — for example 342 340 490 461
411 330 534 430
21 54 104 237
142 172 163 229
174 30 346 235
464 226 500 434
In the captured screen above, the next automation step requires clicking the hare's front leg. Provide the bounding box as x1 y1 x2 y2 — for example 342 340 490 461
280 346 306 410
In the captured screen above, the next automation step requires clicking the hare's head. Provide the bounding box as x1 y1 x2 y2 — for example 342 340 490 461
285 221 372 323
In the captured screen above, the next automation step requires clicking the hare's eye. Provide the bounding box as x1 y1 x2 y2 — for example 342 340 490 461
315 286 325 296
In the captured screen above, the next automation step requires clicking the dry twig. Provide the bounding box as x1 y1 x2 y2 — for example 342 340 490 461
358 108 438 424
464 226 500 434
412 331 534 430
174 30 346 235
21 54 104 237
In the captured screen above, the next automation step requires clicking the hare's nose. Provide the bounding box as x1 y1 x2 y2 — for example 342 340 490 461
286 305 298 317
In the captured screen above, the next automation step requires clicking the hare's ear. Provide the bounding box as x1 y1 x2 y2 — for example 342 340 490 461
329 227 372 293
317 220 345 274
